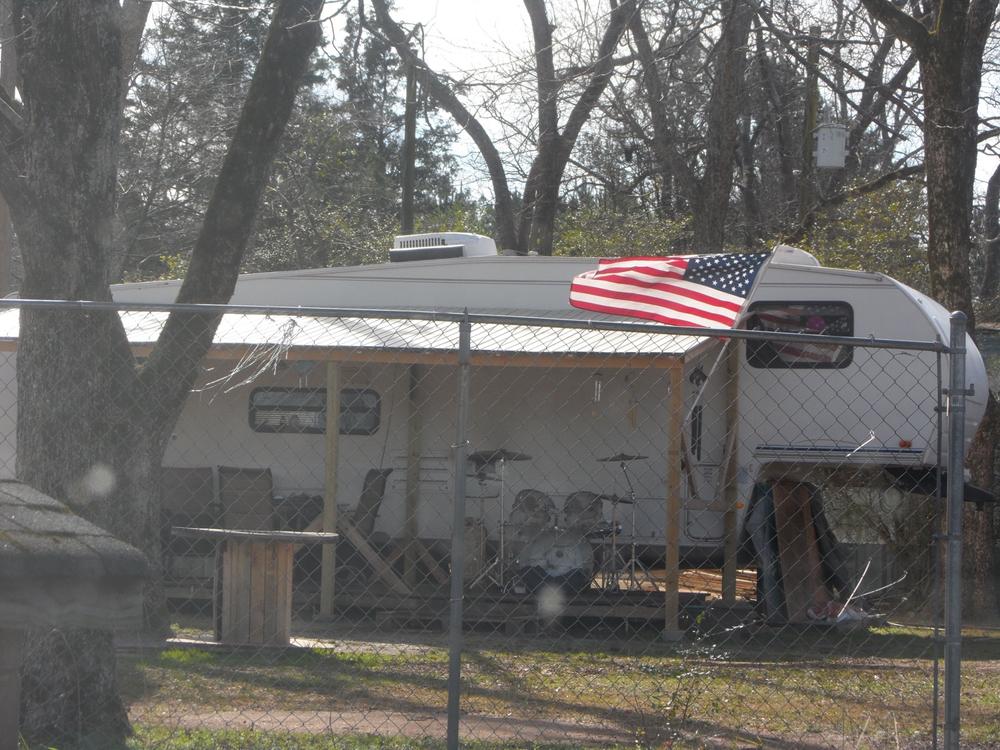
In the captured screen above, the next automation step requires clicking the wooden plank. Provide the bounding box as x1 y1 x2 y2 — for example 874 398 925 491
235 541 252 643
414 539 450 585
278 542 293 641
220 541 233 642
213 543 223 640
773 482 828 623
404 364 423 586
721 343 741 603
262 542 279 645
320 363 340 617
248 542 266 642
338 517 413 596
327 350 685 371
664 367 684 635
221 541 242 643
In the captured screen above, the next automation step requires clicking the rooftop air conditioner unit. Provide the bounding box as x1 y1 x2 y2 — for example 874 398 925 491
390 232 498 262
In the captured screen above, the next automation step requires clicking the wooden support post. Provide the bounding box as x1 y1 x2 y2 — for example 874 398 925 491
0 628 24 750
404 364 423 586
722 343 741 602
664 366 684 638
320 363 340 617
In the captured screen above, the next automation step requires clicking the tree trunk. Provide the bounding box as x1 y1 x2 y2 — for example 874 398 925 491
628 6 696 220
752 21 797 214
981 162 1000 299
691 0 752 252
523 0 560 257
9 2 141 738
5 0 324 741
964 392 999 619
921 57 978 326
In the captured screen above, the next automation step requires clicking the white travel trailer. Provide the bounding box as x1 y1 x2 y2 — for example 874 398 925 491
0 233 988 616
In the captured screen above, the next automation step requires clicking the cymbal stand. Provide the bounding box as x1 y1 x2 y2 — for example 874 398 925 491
605 497 620 592
498 457 506 588
619 459 640 588
469 458 506 590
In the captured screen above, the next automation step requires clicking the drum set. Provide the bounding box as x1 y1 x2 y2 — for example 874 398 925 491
466 448 649 594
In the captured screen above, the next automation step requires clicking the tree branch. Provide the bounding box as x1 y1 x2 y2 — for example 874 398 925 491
858 0 930 55
141 0 325 420
370 0 519 251
558 0 637 168
785 163 924 243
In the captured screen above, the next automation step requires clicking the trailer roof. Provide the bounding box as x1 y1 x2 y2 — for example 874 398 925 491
0 309 702 367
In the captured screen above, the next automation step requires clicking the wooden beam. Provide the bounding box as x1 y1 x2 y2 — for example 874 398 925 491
722 343 741 602
320 362 340 617
404 364 423 585
338 517 413 596
0 338 688 372
413 538 450 585
664 367 684 637
325 349 685 371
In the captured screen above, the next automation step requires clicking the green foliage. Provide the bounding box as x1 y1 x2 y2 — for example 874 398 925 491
118 2 470 280
553 206 688 257
794 181 931 293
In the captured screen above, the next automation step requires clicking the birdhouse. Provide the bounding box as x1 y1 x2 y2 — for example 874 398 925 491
815 123 848 168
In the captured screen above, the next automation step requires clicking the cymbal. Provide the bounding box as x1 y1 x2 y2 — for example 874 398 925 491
467 449 532 464
598 453 648 462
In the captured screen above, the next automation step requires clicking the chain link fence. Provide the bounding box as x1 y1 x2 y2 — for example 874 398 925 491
0 299 992 749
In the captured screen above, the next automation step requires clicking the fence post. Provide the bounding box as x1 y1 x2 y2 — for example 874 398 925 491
944 311 967 750
446 313 472 750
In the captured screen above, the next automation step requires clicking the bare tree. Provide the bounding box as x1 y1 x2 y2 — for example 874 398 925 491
689 0 753 251
372 0 636 255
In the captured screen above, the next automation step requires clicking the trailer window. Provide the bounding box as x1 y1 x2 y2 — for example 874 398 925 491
249 388 380 435
745 302 853 368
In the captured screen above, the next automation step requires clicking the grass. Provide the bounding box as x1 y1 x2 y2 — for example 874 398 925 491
126 727 599 749
114 621 1000 749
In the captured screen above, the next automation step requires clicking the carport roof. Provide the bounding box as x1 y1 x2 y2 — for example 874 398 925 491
0 308 708 368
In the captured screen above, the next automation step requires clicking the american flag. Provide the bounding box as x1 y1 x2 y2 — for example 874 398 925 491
569 253 771 328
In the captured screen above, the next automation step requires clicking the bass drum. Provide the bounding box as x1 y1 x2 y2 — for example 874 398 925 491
515 530 594 594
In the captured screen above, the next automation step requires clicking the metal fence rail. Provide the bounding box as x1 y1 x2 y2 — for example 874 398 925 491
0 299 985 750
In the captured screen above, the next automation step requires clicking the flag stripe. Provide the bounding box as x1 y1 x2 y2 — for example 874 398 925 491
569 252 771 330
587 272 746 312
569 295 730 328
570 281 740 327
570 286 737 328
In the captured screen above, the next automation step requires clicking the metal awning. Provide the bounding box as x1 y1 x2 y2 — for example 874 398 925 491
0 308 706 368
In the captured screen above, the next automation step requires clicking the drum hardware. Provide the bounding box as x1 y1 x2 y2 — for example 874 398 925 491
597 453 648 589
466 449 531 589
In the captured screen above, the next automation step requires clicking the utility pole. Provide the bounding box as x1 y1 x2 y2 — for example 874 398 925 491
401 60 417 234
799 24 821 226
